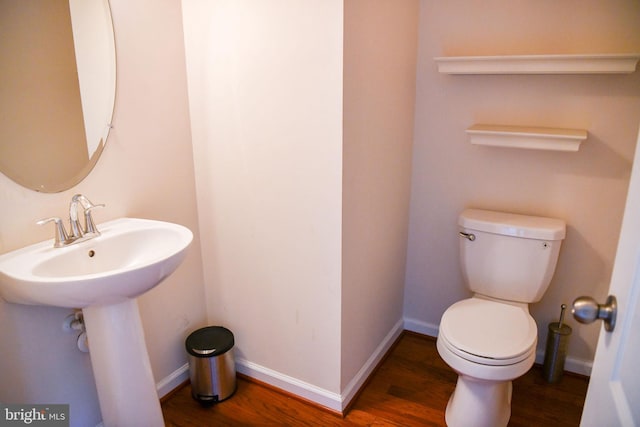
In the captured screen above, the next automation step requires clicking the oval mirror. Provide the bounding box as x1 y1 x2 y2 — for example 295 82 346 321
0 0 116 193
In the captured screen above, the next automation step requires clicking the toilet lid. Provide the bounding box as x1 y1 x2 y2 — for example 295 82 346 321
440 298 537 363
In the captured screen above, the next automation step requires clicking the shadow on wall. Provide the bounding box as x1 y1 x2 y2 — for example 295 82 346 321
0 302 101 424
466 133 631 182
530 224 609 361
554 133 631 179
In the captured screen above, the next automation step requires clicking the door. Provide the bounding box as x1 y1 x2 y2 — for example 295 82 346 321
580 125 640 427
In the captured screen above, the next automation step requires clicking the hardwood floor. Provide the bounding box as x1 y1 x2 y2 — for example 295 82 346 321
162 332 589 426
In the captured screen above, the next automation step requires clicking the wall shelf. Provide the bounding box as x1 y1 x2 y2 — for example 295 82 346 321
466 124 587 152
435 54 640 75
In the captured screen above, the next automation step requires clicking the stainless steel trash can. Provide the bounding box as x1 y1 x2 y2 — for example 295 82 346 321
186 326 236 405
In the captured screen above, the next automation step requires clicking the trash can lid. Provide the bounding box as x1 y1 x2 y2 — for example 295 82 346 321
186 326 234 357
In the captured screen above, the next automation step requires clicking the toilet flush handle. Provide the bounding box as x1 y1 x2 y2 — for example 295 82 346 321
459 232 475 241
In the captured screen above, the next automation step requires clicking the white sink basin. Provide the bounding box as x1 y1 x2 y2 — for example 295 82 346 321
0 217 193 308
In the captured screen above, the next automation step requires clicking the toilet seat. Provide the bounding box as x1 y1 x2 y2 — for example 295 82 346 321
439 298 537 366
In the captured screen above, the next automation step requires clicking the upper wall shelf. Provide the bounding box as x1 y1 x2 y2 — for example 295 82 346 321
434 53 640 75
466 124 587 152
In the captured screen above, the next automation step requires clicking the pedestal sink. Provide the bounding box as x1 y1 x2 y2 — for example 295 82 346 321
0 218 193 427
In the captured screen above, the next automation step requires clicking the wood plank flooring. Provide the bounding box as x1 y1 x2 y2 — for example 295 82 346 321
162 332 589 426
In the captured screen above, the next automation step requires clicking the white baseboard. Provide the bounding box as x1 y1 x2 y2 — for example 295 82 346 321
153 316 591 421
403 316 440 337
340 318 404 410
234 318 404 413
535 349 592 377
403 315 593 376
235 358 343 412
156 363 190 398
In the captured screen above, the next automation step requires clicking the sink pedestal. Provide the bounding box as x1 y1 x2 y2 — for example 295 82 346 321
83 299 164 427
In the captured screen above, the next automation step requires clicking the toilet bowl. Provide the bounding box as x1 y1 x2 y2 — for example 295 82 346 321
436 209 565 427
437 297 537 427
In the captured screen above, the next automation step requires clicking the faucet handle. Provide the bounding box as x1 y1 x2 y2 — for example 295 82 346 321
37 217 70 248
83 203 105 235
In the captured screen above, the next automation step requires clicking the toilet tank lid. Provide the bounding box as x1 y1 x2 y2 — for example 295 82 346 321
459 209 566 240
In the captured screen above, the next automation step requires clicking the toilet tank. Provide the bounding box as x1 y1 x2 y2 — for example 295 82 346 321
459 209 566 303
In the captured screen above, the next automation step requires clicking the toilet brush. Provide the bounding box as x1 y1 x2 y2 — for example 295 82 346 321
558 304 566 329
542 304 572 383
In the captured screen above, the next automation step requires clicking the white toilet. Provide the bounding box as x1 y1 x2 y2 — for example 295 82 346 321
437 208 566 427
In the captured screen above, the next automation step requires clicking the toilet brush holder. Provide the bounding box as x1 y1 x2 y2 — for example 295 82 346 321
542 304 572 383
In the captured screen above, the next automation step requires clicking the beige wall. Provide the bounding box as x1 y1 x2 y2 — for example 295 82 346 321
183 0 344 399
341 0 418 391
0 1 206 425
183 0 419 410
404 0 640 372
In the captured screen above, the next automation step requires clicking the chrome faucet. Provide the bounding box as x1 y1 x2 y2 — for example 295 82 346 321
37 194 105 247
69 194 104 239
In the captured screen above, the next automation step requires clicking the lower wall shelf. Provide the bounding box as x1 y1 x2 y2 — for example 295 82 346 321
435 53 640 75
466 124 587 152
